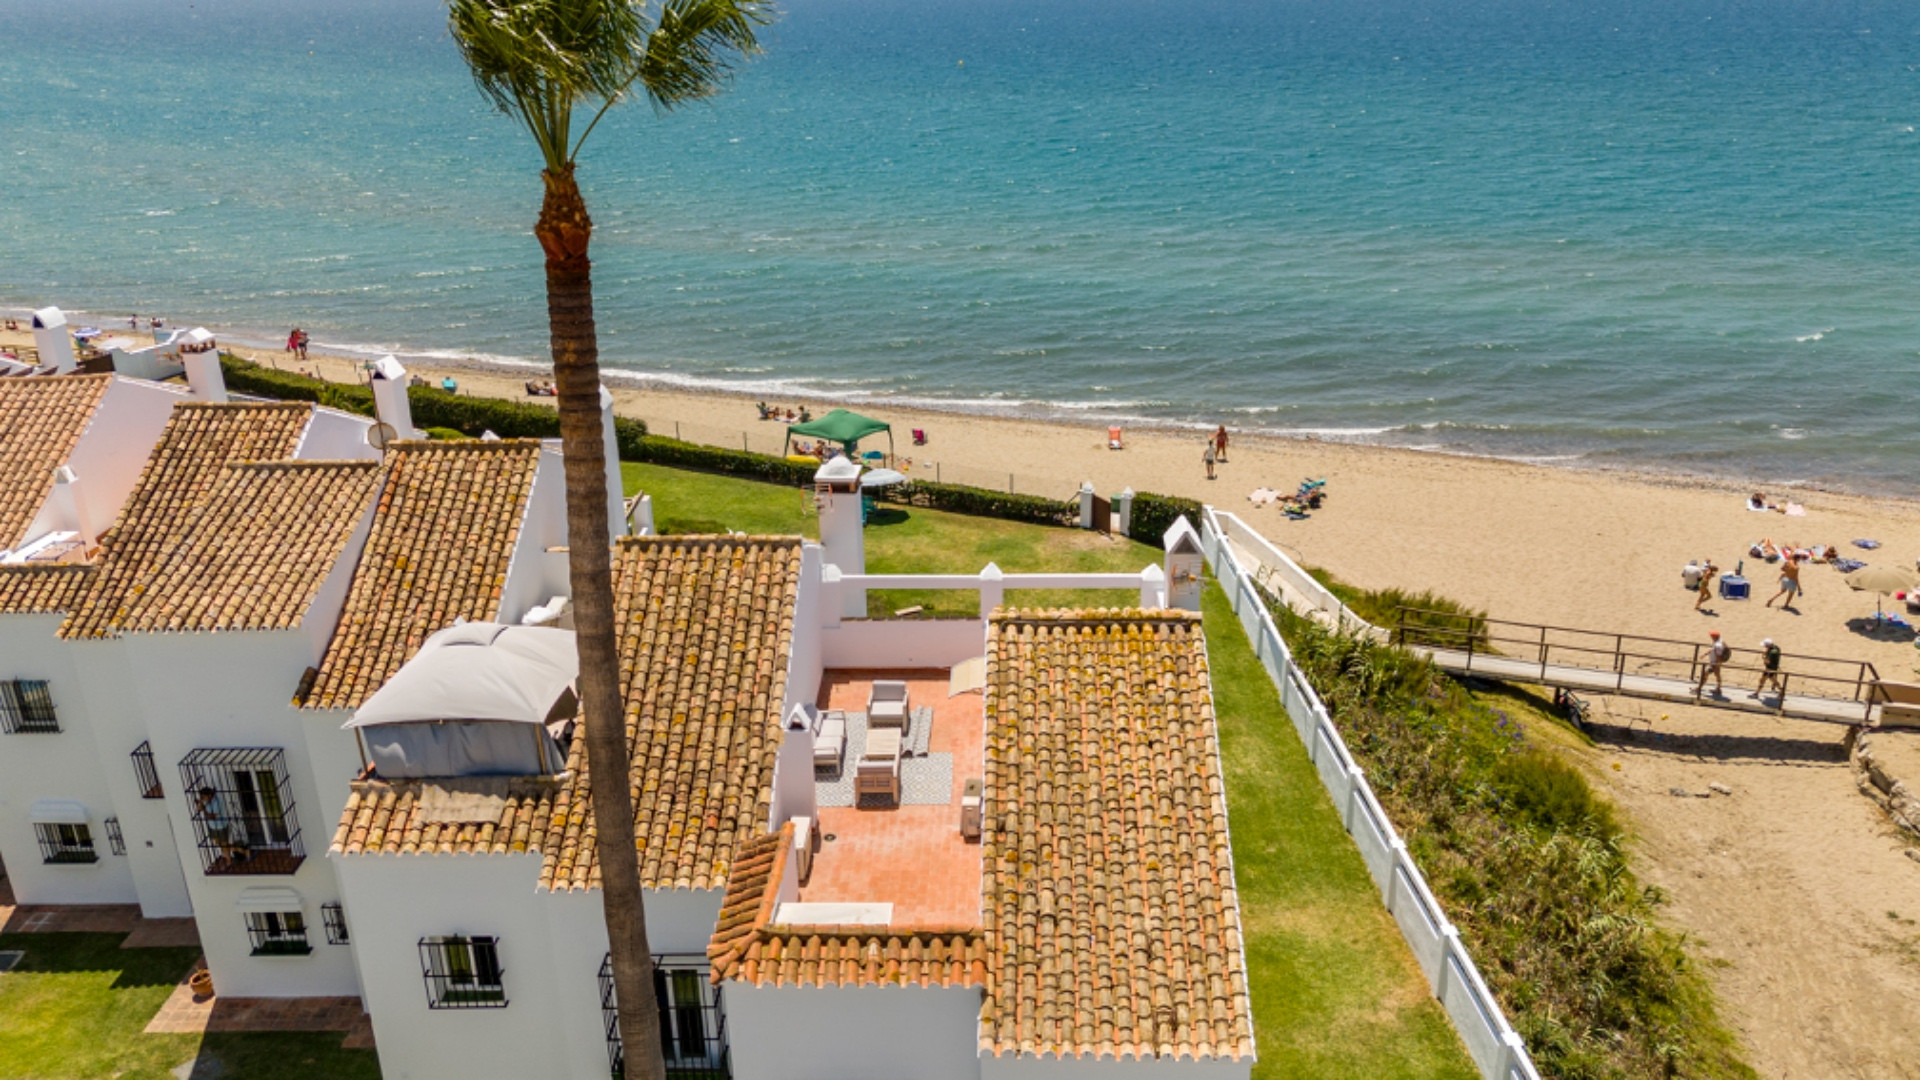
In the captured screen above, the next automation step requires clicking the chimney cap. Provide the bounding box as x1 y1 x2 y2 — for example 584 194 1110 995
370 354 406 381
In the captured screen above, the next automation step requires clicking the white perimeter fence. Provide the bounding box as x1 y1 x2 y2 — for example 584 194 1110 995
1199 507 1540 1080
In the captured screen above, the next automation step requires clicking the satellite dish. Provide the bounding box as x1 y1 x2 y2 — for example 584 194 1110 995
367 422 399 451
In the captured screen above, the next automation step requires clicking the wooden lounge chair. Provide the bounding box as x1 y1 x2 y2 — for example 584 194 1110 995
867 680 910 732
856 728 902 801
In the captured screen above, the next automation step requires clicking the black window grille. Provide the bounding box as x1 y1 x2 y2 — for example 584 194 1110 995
322 902 349 945
35 822 96 864
0 679 59 734
420 936 506 1009
178 747 304 875
245 911 312 956
104 816 125 856
600 953 730 1079
131 741 163 799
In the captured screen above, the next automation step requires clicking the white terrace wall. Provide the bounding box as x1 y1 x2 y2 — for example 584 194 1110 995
1197 508 1539 1080
725 984 983 1080
0 613 140 906
19 377 185 546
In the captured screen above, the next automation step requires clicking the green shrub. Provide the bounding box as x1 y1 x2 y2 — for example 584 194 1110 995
424 427 469 441
624 435 820 485
1492 752 1620 839
1129 492 1202 545
873 480 1078 528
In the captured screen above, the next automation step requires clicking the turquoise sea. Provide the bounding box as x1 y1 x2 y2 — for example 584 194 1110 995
3 0 1919 492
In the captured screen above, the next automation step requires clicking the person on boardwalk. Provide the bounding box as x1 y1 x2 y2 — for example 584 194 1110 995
1694 560 1719 611
1754 637 1785 697
1202 440 1218 480
1765 554 1803 611
1213 425 1230 463
1694 630 1730 697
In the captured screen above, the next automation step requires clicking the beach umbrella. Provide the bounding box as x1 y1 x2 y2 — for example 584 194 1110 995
860 468 907 489
1844 563 1920 615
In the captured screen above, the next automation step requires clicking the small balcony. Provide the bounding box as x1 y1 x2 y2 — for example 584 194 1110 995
178 748 305 876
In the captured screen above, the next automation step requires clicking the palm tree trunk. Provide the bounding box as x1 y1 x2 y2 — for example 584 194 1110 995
538 163 666 1080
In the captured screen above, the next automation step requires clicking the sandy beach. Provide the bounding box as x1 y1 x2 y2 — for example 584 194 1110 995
12 324 1920 677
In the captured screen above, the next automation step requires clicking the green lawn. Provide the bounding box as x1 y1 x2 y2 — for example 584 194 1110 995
0 932 381 1080
1202 582 1477 1078
624 462 1158 616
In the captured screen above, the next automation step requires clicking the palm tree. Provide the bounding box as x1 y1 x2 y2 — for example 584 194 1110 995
445 3 770 1077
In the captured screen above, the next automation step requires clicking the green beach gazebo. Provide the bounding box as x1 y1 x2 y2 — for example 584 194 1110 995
784 408 893 460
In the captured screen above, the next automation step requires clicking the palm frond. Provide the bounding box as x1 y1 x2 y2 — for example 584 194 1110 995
636 0 772 109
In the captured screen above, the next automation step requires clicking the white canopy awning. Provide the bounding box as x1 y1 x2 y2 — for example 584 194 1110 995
29 799 88 824
234 886 304 913
345 622 577 729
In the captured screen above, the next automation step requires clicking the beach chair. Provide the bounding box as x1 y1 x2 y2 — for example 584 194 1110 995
912 428 927 445
1108 426 1123 450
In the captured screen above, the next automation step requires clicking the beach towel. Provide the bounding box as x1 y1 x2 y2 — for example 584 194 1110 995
1853 539 1882 549
1833 558 1867 573
1785 503 1806 517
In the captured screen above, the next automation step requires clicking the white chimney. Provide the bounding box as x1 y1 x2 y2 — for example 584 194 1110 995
182 349 227 402
49 466 95 547
1162 516 1204 612
368 355 420 438
600 385 625 542
30 307 76 374
772 704 820 829
814 456 866 618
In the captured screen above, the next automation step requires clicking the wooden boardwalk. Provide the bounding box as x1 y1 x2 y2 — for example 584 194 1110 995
1225 537 1879 727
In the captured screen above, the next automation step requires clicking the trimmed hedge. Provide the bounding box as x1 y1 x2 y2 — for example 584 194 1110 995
1129 492 1202 545
217 354 648 444
220 353 1205 547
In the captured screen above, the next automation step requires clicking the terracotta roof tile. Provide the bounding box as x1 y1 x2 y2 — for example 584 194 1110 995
60 402 316 638
979 609 1254 1062
0 375 112 548
539 536 802 892
0 564 97 615
302 440 542 711
330 777 561 856
706 823 988 989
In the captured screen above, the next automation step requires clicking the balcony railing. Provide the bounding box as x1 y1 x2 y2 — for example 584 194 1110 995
131 741 163 799
1 679 59 734
601 953 730 1079
178 747 304 875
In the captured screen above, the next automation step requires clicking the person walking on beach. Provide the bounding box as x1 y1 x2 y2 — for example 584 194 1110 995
1694 630 1730 697
1766 554 1803 611
1694 560 1718 611
1754 637 1785 697
1213 425 1230 463
287 329 301 355
1202 440 1218 480
295 329 310 361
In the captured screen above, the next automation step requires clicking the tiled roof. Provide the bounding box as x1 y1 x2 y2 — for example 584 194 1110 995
539 536 802 893
980 609 1254 1062
707 823 987 989
331 777 561 856
60 402 316 639
0 564 96 615
301 440 542 711
0 374 111 548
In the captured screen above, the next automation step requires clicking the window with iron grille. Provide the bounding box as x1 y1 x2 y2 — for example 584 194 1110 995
600 953 730 1079
131 741 163 799
245 911 312 956
0 679 59 734
322 902 349 945
177 748 304 875
104 816 125 856
420 936 506 1009
35 822 96 864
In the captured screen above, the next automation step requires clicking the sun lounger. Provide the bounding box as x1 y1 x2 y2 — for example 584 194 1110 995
813 710 847 771
1108 426 1123 450
867 680 910 732
912 428 927 445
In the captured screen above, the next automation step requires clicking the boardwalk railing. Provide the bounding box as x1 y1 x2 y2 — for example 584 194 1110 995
1392 606 1881 719
1200 507 1540 1080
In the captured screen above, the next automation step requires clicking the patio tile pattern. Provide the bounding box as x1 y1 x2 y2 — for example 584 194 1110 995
81 460 380 634
146 956 373 1046
980 609 1254 1063
63 402 313 638
542 536 802 892
0 562 94 615
302 439 543 710
0 373 109 547
332 775 560 856
708 821 986 988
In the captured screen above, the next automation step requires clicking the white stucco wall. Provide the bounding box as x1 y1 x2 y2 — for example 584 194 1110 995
784 544 826 714
979 1054 1252 1079
725 984 985 1080
18 377 183 548
820 618 987 670
124 630 357 996
497 446 571 628
0 614 137 905
294 407 379 462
